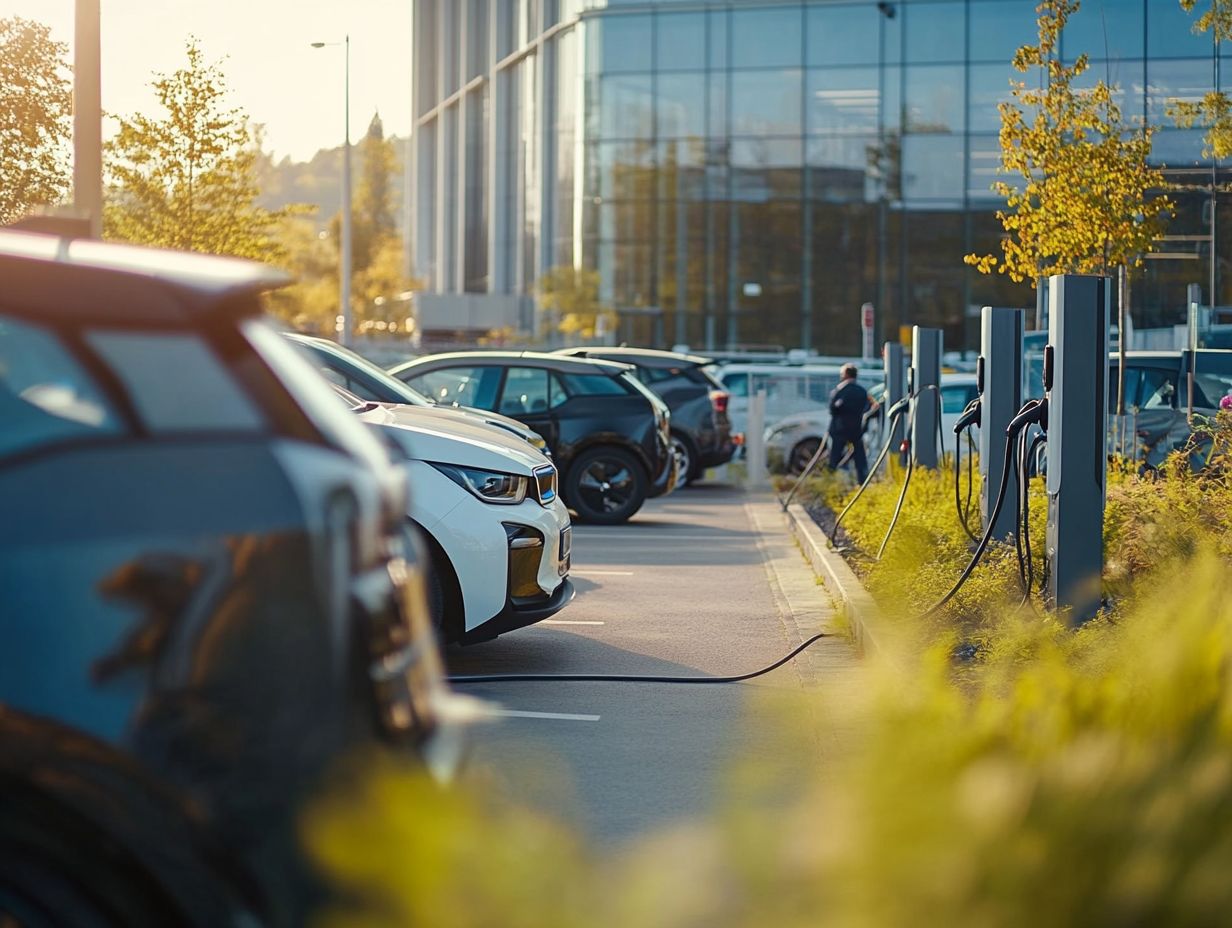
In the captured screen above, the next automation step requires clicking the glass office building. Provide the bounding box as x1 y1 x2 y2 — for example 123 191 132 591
410 0 1229 353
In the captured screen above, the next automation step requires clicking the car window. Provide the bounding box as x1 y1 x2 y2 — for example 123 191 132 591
1139 367 1178 409
559 372 629 396
499 366 563 415
1193 370 1232 409
87 330 265 432
301 341 429 406
410 366 503 410
722 372 748 396
941 384 976 414
0 315 125 460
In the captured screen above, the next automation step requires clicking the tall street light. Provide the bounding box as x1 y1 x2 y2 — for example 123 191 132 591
74 0 103 237
312 36 352 346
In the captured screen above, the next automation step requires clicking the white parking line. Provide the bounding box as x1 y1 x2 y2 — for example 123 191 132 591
492 709 601 722
571 533 732 542
541 619 606 626
570 570 634 576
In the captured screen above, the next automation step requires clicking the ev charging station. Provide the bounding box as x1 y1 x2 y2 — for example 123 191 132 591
1044 275 1110 624
978 307 1024 540
910 326 942 468
882 341 906 455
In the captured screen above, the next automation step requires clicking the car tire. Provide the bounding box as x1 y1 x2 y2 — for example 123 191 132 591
671 433 700 486
789 437 824 475
566 447 648 525
423 541 464 644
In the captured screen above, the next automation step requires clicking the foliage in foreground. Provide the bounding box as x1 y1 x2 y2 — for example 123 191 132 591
305 553 1232 927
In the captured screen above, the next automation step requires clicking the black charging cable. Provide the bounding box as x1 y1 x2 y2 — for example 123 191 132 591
875 385 945 561
448 632 832 685
952 397 982 544
919 399 1048 618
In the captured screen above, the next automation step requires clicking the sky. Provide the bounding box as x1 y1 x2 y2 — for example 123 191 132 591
1 0 413 162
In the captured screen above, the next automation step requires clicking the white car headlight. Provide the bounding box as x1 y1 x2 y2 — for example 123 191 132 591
430 463 529 504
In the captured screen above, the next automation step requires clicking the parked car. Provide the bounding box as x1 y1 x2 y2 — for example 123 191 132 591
765 373 980 473
333 385 574 643
0 231 465 927
717 362 845 437
286 331 549 454
388 352 677 524
555 347 735 484
1108 349 1232 465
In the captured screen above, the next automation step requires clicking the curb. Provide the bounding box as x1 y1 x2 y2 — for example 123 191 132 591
783 503 894 664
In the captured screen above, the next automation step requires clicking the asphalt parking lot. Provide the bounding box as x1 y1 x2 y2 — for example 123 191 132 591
445 481 860 845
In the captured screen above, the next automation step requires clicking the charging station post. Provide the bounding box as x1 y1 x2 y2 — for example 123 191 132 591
910 326 942 468
1045 275 1110 624
978 307 1024 540
883 341 905 468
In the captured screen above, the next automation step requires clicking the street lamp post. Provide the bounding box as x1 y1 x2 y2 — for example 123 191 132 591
312 36 352 346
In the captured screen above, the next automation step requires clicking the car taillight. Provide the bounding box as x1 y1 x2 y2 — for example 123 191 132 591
710 390 730 414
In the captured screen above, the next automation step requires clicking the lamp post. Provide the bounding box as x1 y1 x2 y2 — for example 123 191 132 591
74 0 102 237
311 36 352 346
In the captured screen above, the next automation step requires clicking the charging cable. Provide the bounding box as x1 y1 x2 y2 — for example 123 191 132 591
448 632 832 685
919 398 1048 617
952 397 982 543
827 396 911 543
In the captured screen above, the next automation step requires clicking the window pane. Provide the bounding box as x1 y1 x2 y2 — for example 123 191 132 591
807 4 887 67
967 134 1004 201
969 0 1041 63
905 1 966 63
410 366 503 409
1148 57 1212 124
87 331 263 433
708 70 728 138
0 315 123 459
968 62 1024 132
904 65 966 133
731 6 803 68
659 138 707 199
1152 129 1208 167
1073 58 1146 121
806 136 874 202
1148 0 1215 57
731 69 803 136
561 372 629 396
656 71 707 138
596 73 654 138
657 11 706 71
500 367 551 415
807 67 883 135
902 134 964 200
732 137 803 201
1061 0 1145 61
587 13 652 74
589 139 657 200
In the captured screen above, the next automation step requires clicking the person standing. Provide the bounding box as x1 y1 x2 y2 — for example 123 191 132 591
827 363 877 482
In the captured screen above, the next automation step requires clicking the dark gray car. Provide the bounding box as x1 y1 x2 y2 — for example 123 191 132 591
556 348 735 484
0 231 456 927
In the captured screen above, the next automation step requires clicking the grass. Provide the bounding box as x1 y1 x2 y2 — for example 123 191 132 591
300 415 1232 926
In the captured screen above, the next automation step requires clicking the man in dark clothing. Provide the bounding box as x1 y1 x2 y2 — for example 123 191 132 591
827 363 877 482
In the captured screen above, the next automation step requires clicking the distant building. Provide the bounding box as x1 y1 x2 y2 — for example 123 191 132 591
409 0 1229 353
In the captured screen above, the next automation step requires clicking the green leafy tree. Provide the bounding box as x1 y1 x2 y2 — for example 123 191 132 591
1170 0 1232 156
965 0 1171 283
537 266 614 340
0 17 71 225
353 113 397 273
104 38 293 260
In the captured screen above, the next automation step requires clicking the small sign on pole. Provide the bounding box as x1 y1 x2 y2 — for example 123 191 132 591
861 302 875 360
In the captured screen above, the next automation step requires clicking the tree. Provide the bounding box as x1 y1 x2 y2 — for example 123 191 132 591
104 38 292 260
0 17 71 225
1171 1 1232 156
965 0 1171 283
353 113 397 273
536 266 614 341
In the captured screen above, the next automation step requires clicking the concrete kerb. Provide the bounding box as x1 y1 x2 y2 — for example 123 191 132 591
783 503 896 667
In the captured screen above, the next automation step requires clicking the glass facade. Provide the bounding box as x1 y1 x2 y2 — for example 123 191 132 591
411 0 1230 353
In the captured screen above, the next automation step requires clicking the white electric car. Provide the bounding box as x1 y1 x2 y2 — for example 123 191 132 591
337 387 574 643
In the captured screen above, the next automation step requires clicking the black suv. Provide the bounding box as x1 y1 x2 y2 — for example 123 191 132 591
388 351 677 524
0 232 458 927
556 347 735 484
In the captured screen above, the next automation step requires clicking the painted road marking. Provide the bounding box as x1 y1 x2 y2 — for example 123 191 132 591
493 709 601 722
570 570 634 576
541 619 606 626
571 532 739 542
